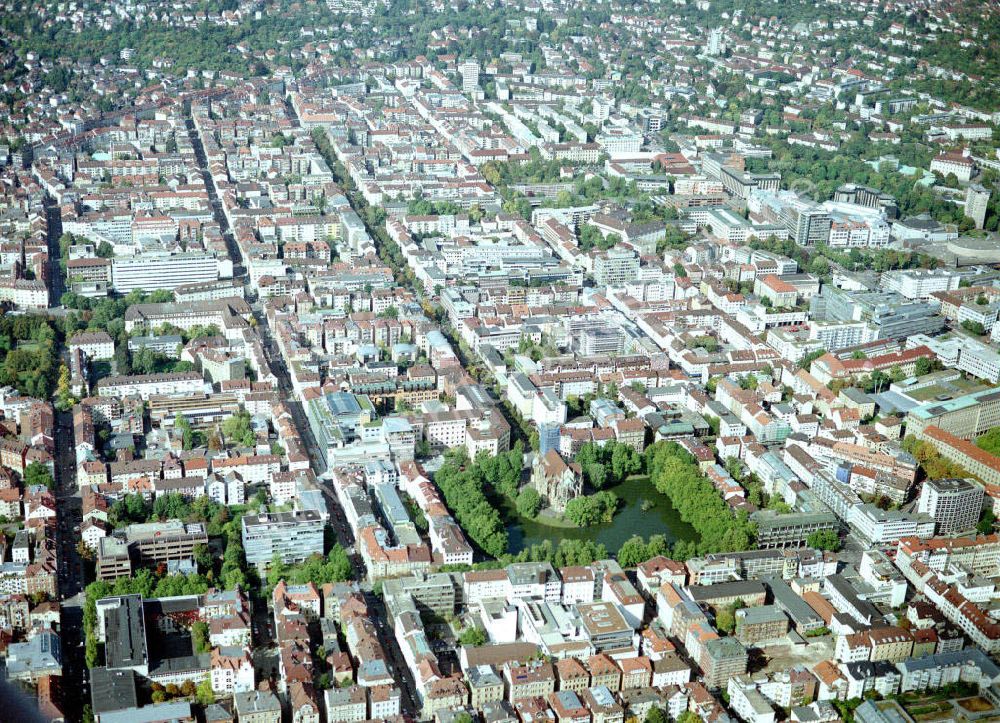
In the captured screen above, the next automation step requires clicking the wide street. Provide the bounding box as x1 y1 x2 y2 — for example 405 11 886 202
189 105 421 714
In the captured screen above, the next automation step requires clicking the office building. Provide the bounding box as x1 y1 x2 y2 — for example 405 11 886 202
808 320 869 350
97 537 133 580
833 184 898 218
704 207 752 243
727 677 777 723
382 572 457 619
917 477 984 534
880 269 961 300
97 372 204 401
577 601 635 652
751 510 839 549
97 521 208 580
813 287 944 340
766 578 825 632
241 510 325 566
849 505 935 547
906 387 1000 440
593 247 639 287
568 316 626 356
128 335 184 359
781 196 831 246
707 156 780 199
127 520 208 567
305 390 377 465
825 205 892 248
576 326 626 356
909 332 1000 384
173 278 245 302
112 251 220 292
596 127 643 155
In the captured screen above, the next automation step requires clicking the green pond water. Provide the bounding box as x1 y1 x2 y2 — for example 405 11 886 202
505 475 699 554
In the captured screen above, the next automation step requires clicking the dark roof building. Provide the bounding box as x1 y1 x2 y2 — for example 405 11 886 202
101 595 149 676
89 667 138 715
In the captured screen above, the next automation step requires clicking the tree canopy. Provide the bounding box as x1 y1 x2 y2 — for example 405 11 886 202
266 545 353 590
433 448 511 558
564 491 620 527
24 461 54 490
807 529 842 552
221 409 257 448
645 441 756 554
0 315 59 399
575 440 642 490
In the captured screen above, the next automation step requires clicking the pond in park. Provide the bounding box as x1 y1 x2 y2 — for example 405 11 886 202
505 474 699 554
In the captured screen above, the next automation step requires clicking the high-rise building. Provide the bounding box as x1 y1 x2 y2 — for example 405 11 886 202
965 184 992 230
917 477 984 534
459 60 480 93
780 197 831 246
706 28 726 56
593 96 613 122
593 246 640 287
538 422 560 455
752 190 831 245
700 637 747 689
